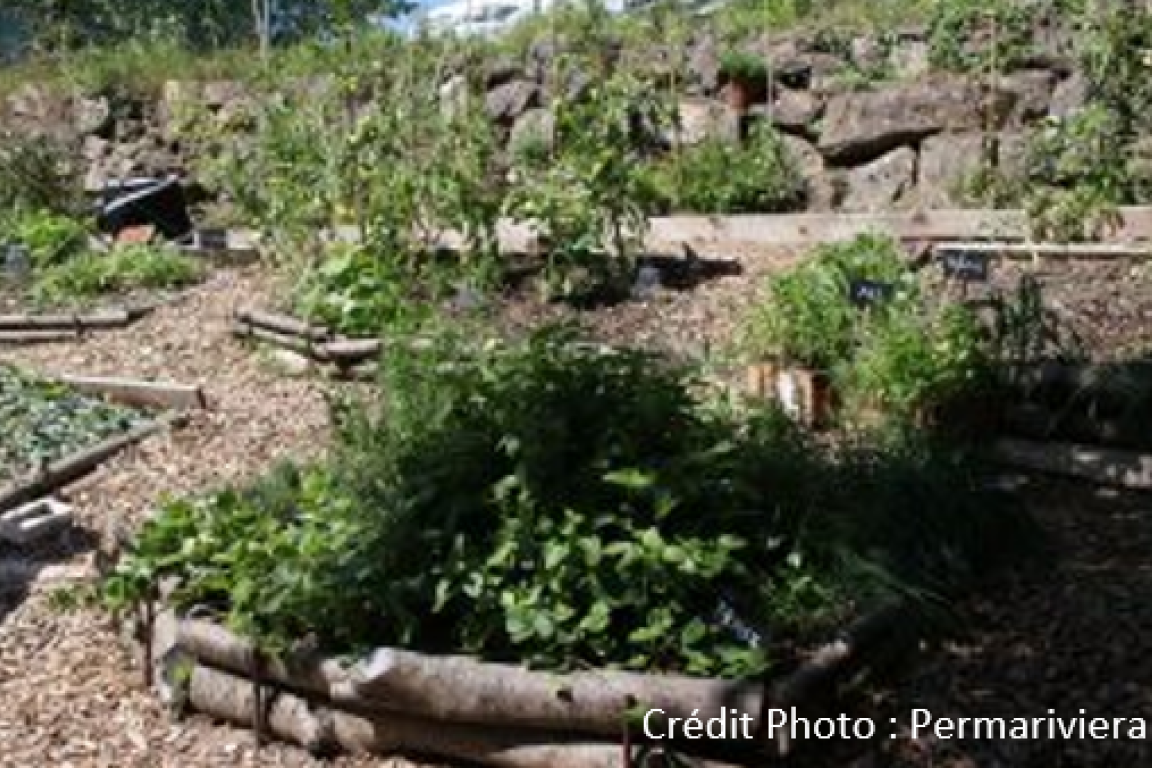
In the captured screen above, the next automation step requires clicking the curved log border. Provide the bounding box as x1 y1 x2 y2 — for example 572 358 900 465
122 600 914 768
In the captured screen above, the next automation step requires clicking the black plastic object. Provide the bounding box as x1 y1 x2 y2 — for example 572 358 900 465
96 177 193 241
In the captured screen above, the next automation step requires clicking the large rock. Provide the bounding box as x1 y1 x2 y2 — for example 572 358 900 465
915 132 986 208
888 34 931 81
687 34 720 95
485 57 524 90
1050 71 1089 118
667 98 738 146
74 94 112 136
781 134 842 211
842 146 917 212
819 76 1015 164
762 88 823 135
485 80 541 126
1000 70 1057 126
508 108 555 157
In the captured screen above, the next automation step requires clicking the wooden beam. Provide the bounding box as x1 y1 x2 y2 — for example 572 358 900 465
0 330 81 345
992 438 1152 490
934 241 1152 259
58 376 209 411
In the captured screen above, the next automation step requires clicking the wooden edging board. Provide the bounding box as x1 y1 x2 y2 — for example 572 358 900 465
59 375 209 411
0 412 187 514
992 438 1152 490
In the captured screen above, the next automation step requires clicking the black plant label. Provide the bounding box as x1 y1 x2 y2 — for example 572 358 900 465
940 249 990 282
849 279 896 307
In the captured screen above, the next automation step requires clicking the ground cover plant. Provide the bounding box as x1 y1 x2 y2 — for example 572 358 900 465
103 319 1031 680
0 364 149 482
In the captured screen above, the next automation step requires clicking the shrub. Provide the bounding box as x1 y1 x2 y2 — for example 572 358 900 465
739 234 914 369
104 322 1034 675
651 122 806 214
836 300 992 423
0 132 83 217
719 50 768 84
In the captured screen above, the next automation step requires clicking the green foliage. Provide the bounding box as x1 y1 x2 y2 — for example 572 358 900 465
1 209 89 269
504 67 670 300
30 243 203 306
718 50 767 84
838 300 991 422
740 234 914 369
927 0 1034 73
0 363 147 481
0 132 83 217
1021 108 1128 241
103 323 1034 672
651 123 805 214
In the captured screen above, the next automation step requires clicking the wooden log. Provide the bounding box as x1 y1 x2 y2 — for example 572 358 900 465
188 665 743 768
321 339 382 365
763 603 908 756
934 241 1152 260
993 438 1152 490
0 415 180 513
0 309 131 330
176 618 762 742
0 330 81 344
234 309 332 342
58 376 208 411
232 322 330 362
341 647 764 738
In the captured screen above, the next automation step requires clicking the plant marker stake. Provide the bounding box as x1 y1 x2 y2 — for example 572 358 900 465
252 647 266 748
142 587 156 689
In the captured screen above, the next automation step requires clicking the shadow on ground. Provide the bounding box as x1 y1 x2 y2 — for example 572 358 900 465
0 523 100 626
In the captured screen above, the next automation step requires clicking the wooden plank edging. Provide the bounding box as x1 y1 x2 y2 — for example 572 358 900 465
992 438 1152 490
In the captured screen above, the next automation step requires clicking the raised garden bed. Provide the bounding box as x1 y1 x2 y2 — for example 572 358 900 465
0 366 204 513
121 602 912 767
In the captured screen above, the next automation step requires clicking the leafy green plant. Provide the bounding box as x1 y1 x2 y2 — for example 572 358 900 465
504 66 669 300
103 323 1035 675
927 0 1034 73
30 243 203 305
649 122 805 214
718 50 767 84
837 300 992 423
1 209 88 268
0 363 147 481
739 234 914 369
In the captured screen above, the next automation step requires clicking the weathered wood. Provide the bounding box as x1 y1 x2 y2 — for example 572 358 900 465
187 665 743 768
321 339 382 365
342 647 763 738
0 415 181 513
993 438 1152 489
232 322 330 362
58 376 208 411
934 241 1152 260
234 309 332 342
0 310 131 330
0 330 82 344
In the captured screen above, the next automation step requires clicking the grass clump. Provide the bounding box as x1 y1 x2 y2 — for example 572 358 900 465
30 243 203 306
103 320 1031 676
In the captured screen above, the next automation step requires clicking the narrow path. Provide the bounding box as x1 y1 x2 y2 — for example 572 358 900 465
872 479 1152 767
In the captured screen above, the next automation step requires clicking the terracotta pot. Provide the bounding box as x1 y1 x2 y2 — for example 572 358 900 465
746 363 834 429
723 80 755 113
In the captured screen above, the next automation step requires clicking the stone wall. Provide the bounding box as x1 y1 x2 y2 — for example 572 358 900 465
0 22 1089 214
